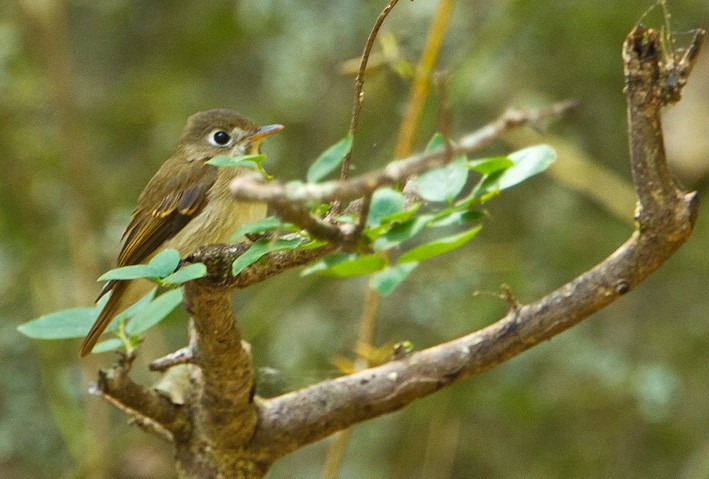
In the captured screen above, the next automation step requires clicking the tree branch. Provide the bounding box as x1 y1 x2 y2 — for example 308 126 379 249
93 355 189 441
246 25 702 458
229 100 579 205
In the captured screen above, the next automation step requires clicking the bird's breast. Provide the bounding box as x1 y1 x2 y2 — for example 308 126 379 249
163 168 267 255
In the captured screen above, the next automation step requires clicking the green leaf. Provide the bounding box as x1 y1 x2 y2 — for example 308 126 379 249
399 225 482 263
125 289 184 335
17 307 98 339
369 262 418 296
496 144 557 190
425 132 445 151
301 253 355 276
148 249 181 277
415 156 469 203
97 264 158 282
162 263 207 285
206 154 266 168
372 215 430 251
207 154 271 179
91 338 124 354
428 210 484 228
316 254 387 277
367 188 405 227
468 156 514 175
115 288 158 326
379 202 421 224
231 216 298 241
306 134 353 182
97 249 180 281
232 237 303 276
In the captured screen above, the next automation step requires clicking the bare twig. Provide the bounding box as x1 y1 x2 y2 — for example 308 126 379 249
339 0 400 182
94 356 189 439
230 100 578 205
150 347 194 372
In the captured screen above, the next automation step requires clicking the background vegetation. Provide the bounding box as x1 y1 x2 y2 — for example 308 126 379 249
1 1 707 477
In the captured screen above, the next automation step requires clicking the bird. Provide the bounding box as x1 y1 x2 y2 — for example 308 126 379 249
80 109 283 357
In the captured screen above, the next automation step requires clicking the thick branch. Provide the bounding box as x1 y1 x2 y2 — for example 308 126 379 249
183 282 257 450
243 26 701 459
183 241 337 293
251 189 697 456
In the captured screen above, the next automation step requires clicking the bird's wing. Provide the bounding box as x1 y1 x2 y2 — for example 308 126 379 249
96 161 218 300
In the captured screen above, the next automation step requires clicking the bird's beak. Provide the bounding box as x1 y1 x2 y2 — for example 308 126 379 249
249 124 284 142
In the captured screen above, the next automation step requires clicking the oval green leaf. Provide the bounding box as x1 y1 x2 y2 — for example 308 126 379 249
97 264 158 282
399 225 482 263
91 338 124 354
147 249 181 277
306 134 353 182
317 254 387 277
17 307 97 339
497 144 557 190
125 288 184 335
231 216 297 241
369 262 418 296
372 215 430 251
162 263 207 285
232 237 303 276
415 156 469 203
367 188 405 227
468 156 514 175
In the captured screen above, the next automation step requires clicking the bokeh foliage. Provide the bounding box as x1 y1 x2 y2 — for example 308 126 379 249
0 1 707 478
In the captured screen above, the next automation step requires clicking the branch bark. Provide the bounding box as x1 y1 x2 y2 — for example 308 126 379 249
94 25 703 478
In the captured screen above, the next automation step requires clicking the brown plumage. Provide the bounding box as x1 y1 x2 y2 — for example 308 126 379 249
80 109 283 357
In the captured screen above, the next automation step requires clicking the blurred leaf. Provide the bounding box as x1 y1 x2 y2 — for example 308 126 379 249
162 263 207 285
367 188 405 227
110 287 158 331
301 253 354 276
17 307 97 339
316 254 387 277
232 237 304 276
91 338 124 354
415 156 469 202
468 156 514 175
369 262 418 296
495 144 557 190
399 225 482 263
379 202 421 224
125 289 184 335
426 132 445 151
373 215 430 251
231 216 298 241
428 210 484 227
306 134 353 182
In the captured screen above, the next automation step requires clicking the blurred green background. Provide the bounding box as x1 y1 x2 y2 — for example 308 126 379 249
1 1 708 478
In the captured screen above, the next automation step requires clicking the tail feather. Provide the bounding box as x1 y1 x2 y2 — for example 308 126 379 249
80 281 128 357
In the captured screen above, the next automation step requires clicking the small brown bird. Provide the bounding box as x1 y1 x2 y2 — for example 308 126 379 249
80 109 283 357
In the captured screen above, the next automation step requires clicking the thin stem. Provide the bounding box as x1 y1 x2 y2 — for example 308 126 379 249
339 0 400 181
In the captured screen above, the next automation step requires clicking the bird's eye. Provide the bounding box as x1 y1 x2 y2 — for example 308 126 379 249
209 130 231 146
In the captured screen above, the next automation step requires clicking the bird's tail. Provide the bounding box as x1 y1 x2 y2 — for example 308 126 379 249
80 281 128 357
